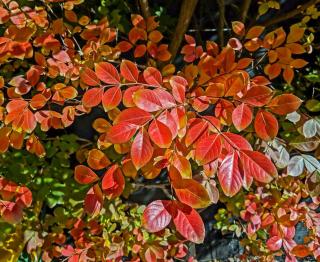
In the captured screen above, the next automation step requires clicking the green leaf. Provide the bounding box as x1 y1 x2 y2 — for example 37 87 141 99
306 99 320 112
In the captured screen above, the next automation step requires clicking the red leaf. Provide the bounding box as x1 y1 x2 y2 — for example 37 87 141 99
266 236 282 251
195 134 221 165
115 107 152 126
232 103 252 131
131 130 154 169
240 150 277 183
228 38 243 51
172 201 205 244
133 89 162 112
80 67 100 86
16 187 32 208
74 165 99 184
101 165 125 199
173 154 192 179
267 94 302 115
170 76 187 103
185 120 208 147
117 41 133 52
102 86 122 111
173 179 211 209
123 85 144 107
153 88 176 109
157 110 178 139
0 202 23 224
120 60 139 82
0 6 9 24
95 62 120 84
254 110 278 141
218 152 242 197
241 85 273 106
134 44 147 58
107 122 138 144
82 88 103 108
148 119 172 148
84 184 103 216
142 200 172 232
222 132 252 151
143 67 162 87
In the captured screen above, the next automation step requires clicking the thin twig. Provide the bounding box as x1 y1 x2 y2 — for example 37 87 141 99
240 0 252 22
168 0 199 61
217 0 226 46
139 0 151 18
261 0 320 27
42 0 83 55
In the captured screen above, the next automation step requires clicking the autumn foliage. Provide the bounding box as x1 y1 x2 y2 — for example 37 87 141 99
0 0 319 261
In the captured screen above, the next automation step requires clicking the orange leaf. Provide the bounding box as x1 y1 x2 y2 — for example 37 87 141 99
82 88 103 108
172 154 192 179
283 66 294 84
236 58 253 69
102 86 122 111
95 62 120 84
30 94 47 110
120 60 139 82
254 110 278 140
131 129 154 170
102 164 125 199
87 149 111 170
232 103 252 131
232 21 245 36
148 119 172 148
291 245 310 258
92 118 111 133
290 59 308 69
84 184 103 217
245 26 265 39
286 43 305 54
264 63 281 80
74 165 99 184
267 94 302 115
80 67 100 86
173 179 211 209
134 44 147 58
241 85 273 106
195 134 221 165
287 25 305 44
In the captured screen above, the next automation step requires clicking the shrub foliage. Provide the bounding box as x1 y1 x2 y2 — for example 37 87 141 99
0 0 319 261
